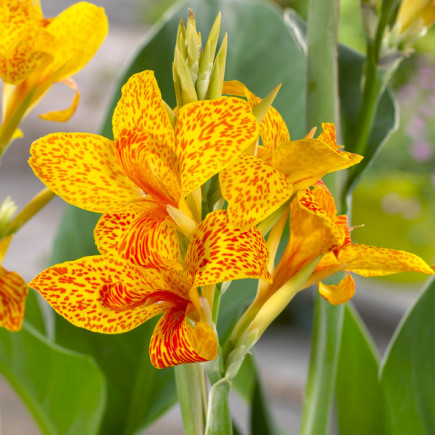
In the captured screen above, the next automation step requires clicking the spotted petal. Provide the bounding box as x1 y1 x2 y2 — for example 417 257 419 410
149 307 218 368
185 210 271 287
29 256 165 334
112 70 174 144
176 97 259 196
116 129 180 206
272 138 363 190
318 272 355 305
0 266 28 331
95 202 181 270
29 133 141 213
220 154 293 230
340 244 435 277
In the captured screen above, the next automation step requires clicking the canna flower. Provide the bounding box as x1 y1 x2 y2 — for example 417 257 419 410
273 183 435 305
0 0 108 146
29 71 259 270
30 210 271 368
220 81 363 230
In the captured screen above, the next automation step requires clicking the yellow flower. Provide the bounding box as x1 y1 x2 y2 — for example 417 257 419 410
30 210 271 368
396 0 435 32
0 0 108 137
219 81 363 230
29 71 259 271
273 183 435 305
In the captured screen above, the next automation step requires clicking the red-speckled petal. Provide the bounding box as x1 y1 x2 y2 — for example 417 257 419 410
112 71 174 145
318 123 339 151
339 244 435 277
223 80 290 160
273 189 345 290
176 97 259 196
116 129 180 206
220 154 293 230
149 307 218 368
0 266 28 331
95 202 181 270
272 138 363 190
29 133 141 213
29 256 166 334
185 210 271 287
319 273 355 305
311 182 337 219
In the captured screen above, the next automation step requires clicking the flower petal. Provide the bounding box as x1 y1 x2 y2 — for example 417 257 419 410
112 70 175 143
339 244 435 277
318 123 339 151
116 129 180 206
0 266 28 331
29 256 165 334
149 307 218 368
38 78 80 122
185 210 272 287
29 133 141 212
176 97 259 196
311 182 337 219
272 138 363 190
318 272 355 305
220 154 293 229
39 2 108 82
95 202 181 270
273 189 345 289
223 80 290 160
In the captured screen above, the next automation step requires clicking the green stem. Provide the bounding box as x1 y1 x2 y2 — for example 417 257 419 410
205 378 232 435
174 363 207 435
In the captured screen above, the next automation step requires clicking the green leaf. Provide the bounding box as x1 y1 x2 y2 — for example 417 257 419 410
336 304 385 435
339 45 398 199
0 322 105 435
380 276 435 435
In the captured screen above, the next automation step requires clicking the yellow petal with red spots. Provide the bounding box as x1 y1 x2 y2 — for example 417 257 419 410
223 80 290 160
273 189 345 290
29 256 166 334
116 129 180 206
29 133 141 213
318 273 355 305
318 123 339 151
185 210 272 287
220 154 293 230
38 2 108 82
176 97 259 196
0 266 28 332
38 78 79 122
95 202 181 271
149 307 218 368
339 244 435 277
271 139 363 190
303 252 342 290
311 182 337 219
112 71 174 144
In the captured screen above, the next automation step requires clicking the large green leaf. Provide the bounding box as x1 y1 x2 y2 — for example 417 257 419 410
380 276 435 434
0 322 105 435
336 304 385 435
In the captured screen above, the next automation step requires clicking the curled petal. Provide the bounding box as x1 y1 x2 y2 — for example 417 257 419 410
149 307 218 368
0 266 28 331
29 256 165 334
220 154 293 230
29 133 141 213
272 139 363 190
340 244 435 277
39 78 80 122
112 70 174 143
311 182 337 219
95 202 181 270
176 97 259 196
185 210 272 287
318 273 355 305
116 129 180 206
318 123 339 151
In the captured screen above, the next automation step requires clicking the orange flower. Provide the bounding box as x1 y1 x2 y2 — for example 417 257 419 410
219 81 363 230
30 210 271 368
30 71 259 271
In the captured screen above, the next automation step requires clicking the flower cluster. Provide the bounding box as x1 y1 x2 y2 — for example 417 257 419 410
27 12 434 369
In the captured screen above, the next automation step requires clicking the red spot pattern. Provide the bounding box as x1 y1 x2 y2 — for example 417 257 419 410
185 210 272 287
0 266 28 331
